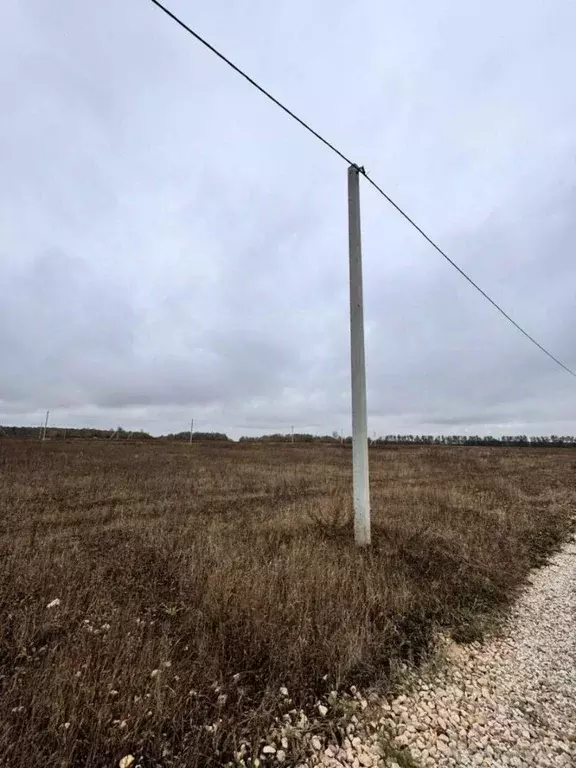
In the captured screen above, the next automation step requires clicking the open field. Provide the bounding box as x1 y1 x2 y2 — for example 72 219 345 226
0 440 574 767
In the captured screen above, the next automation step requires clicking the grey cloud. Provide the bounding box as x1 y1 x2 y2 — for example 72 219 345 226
0 249 137 406
2 0 576 437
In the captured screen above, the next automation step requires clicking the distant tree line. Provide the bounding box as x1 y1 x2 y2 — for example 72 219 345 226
0 426 144 440
163 431 230 442
240 433 576 447
239 433 337 443
2 426 576 447
373 434 576 447
0 426 229 442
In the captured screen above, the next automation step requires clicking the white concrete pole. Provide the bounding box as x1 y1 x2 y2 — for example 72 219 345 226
41 410 50 442
348 165 371 546
190 418 194 444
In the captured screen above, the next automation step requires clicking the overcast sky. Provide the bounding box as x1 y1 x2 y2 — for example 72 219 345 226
1 0 575 438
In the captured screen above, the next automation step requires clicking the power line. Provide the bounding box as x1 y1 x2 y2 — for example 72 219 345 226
362 175 576 379
149 0 355 167
148 0 576 380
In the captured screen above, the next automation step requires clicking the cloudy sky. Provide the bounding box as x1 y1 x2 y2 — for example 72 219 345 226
1 0 575 438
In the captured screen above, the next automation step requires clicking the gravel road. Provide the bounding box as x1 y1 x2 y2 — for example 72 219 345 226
293 539 576 768
379 540 576 767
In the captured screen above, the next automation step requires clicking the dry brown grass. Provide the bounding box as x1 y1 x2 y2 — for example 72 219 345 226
0 440 573 767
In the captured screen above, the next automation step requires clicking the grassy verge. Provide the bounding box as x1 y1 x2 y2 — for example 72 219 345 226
0 440 573 766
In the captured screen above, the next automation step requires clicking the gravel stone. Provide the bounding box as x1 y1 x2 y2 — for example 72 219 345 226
311 736 322 751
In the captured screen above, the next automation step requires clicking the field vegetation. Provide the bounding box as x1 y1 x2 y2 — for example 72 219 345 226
0 440 573 767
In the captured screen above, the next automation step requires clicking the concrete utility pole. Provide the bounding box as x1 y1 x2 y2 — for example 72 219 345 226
41 410 50 442
190 418 194 444
348 165 371 546
291 425 294 443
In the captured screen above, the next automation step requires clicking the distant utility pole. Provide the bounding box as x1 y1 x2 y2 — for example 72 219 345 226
348 165 371 546
291 425 294 443
190 418 194 444
41 410 50 442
